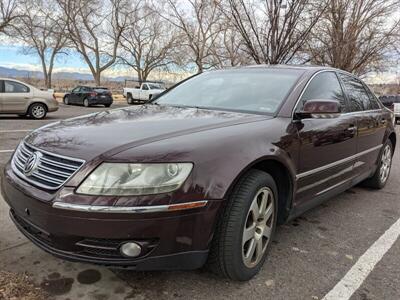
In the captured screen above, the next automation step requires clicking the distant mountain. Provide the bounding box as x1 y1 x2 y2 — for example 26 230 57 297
0 66 138 82
0 66 43 78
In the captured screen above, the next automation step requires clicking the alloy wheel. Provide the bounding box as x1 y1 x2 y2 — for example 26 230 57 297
242 187 274 268
379 144 392 183
31 105 45 119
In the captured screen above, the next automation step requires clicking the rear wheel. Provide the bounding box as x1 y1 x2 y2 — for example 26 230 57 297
64 96 70 105
28 103 47 119
207 169 278 281
362 140 393 189
83 98 90 107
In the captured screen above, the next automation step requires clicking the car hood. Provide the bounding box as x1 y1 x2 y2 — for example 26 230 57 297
25 105 270 161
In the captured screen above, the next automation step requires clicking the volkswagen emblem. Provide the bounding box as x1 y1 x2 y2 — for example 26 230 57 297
24 151 42 176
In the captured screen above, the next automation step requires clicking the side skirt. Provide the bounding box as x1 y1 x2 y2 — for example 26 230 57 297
286 169 374 222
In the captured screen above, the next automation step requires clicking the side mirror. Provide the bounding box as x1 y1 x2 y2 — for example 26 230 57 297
295 99 341 119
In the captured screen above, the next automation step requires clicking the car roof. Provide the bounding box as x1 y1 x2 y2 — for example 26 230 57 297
78 86 109 89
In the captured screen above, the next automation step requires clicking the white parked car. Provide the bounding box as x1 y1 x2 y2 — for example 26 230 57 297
0 78 58 119
123 82 165 104
394 102 400 124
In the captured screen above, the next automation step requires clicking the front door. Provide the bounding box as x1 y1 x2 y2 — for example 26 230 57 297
294 71 357 204
2 80 32 113
337 73 387 179
70 87 81 104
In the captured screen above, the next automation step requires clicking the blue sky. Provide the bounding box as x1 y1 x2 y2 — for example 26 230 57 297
0 44 92 72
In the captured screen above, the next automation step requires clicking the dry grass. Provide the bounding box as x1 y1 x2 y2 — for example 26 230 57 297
0 271 47 300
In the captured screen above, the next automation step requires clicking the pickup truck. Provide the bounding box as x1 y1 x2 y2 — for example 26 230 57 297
123 82 165 104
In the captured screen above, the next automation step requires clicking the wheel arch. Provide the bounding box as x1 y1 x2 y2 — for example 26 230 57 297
27 101 48 113
388 132 396 153
225 157 295 224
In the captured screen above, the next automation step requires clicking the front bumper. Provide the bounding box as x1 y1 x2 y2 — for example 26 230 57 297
1 163 222 270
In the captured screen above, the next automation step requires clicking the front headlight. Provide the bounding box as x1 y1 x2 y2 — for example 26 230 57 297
76 163 193 196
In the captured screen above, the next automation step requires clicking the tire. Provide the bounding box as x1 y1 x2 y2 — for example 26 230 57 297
362 139 393 189
127 93 133 104
149 94 153 101
83 98 90 107
207 169 278 281
28 103 47 119
64 96 69 105
105 104 111 108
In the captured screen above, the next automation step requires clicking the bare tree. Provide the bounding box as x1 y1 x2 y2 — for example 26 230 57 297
0 0 19 33
57 0 129 86
160 0 222 73
14 0 68 88
119 1 179 83
308 0 400 75
210 22 253 68
221 0 326 64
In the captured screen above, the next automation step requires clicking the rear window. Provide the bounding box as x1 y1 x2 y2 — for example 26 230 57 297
94 88 109 93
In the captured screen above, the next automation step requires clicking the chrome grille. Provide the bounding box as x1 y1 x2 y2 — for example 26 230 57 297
12 142 85 190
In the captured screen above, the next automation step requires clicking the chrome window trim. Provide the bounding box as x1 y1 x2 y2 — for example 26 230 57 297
291 70 343 117
296 144 382 180
291 70 383 118
52 200 208 213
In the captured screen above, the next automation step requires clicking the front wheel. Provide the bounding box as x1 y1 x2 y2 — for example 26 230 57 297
207 169 278 281
127 93 133 104
28 103 47 119
64 96 70 105
83 99 90 107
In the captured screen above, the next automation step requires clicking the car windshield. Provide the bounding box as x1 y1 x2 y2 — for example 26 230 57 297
155 69 303 114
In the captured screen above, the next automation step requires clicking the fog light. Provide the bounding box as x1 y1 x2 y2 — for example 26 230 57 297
120 242 142 257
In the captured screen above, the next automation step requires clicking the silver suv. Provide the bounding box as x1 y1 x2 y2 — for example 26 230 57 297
0 78 59 119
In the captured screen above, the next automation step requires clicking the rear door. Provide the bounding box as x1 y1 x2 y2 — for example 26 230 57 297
2 80 32 113
337 73 386 179
295 71 358 204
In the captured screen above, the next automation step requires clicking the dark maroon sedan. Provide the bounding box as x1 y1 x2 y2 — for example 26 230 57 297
1 66 396 281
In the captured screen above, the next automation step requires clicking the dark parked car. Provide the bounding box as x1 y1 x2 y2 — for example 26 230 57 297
2 66 396 281
63 86 113 107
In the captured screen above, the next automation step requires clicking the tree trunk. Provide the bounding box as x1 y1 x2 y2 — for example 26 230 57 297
94 72 101 86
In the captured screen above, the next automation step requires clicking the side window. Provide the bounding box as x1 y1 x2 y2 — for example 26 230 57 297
298 72 346 112
142 84 149 91
338 74 372 111
364 86 381 110
4 81 30 93
72 87 81 93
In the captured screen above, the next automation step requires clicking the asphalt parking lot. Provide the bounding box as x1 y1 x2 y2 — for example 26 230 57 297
1 104 399 300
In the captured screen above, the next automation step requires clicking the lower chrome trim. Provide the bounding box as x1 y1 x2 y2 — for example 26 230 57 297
296 144 383 180
315 178 349 196
52 200 208 213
